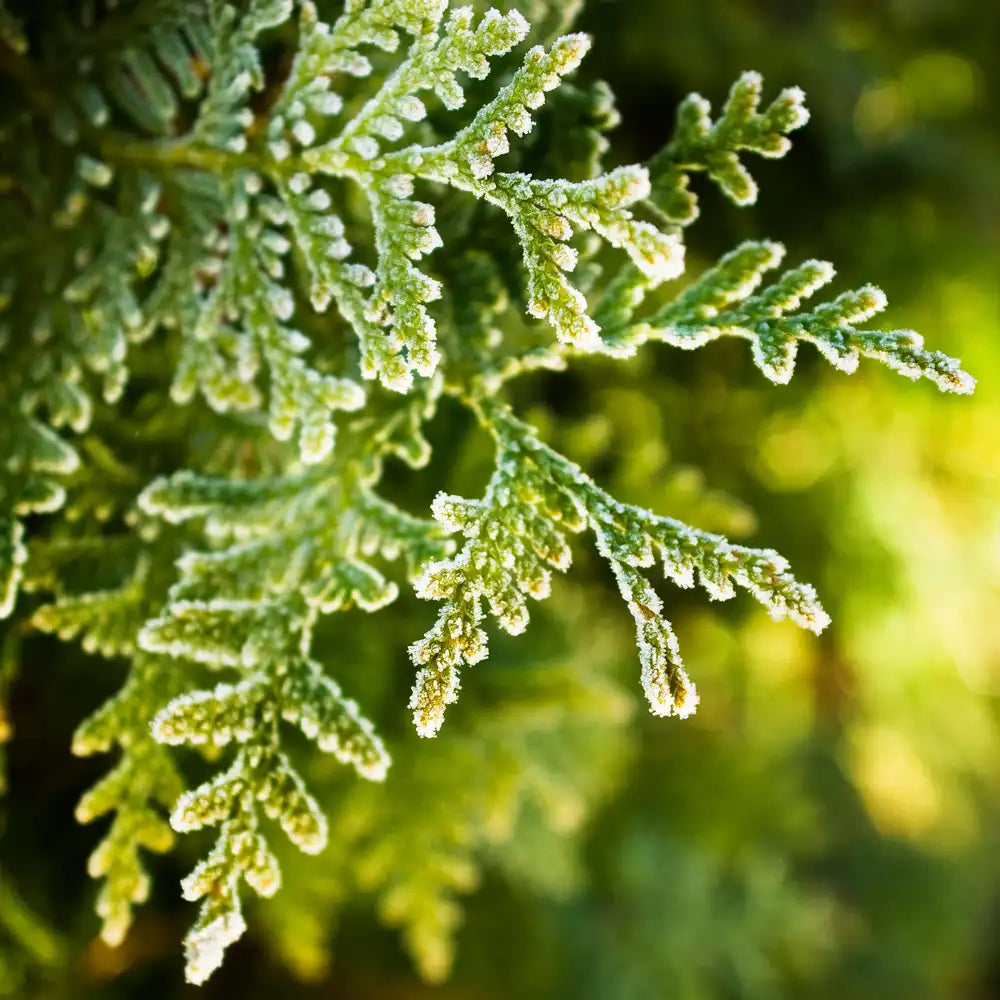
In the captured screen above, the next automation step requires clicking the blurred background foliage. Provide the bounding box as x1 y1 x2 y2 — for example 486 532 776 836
2 0 998 997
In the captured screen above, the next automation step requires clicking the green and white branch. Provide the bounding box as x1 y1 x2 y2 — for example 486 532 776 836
0 0 974 986
409 401 829 736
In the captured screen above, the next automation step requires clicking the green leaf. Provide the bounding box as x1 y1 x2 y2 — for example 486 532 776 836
648 71 810 223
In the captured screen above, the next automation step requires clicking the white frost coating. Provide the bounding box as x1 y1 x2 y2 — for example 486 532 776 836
291 119 316 147
25 0 973 988
184 907 247 985
408 406 839 736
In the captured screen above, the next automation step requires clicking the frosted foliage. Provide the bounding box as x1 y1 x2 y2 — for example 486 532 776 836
185 900 247 987
0 0 972 632
2 0 974 987
410 404 830 734
648 71 811 224
178 819 278 984
484 167 685 350
127 459 444 977
641 240 976 392
0 520 26 619
55 651 183 948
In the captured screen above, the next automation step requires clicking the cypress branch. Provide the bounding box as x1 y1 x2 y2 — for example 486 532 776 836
0 0 973 985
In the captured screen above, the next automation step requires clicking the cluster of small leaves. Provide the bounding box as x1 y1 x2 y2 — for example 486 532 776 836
409 401 830 736
258 638 631 983
129 0 373 462
73 2 212 138
1 0 968 629
0 0 977 987
476 94 974 395
647 70 811 224
295 4 694 384
25 535 185 948
70 653 185 947
133 462 449 982
296 2 533 389
0 3 201 619
168 169 367 463
630 240 977 393
368 29 684 357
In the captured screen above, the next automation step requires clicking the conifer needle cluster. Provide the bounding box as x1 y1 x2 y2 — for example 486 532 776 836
0 0 972 984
